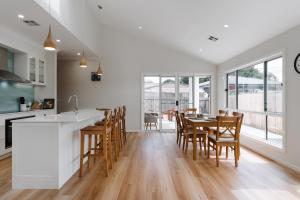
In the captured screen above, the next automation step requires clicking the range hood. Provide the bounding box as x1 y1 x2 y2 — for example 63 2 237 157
0 69 31 84
0 46 31 84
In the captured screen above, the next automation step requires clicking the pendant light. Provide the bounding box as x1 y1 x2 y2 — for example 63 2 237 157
79 50 88 68
96 63 103 75
79 0 88 68
44 26 56 51
43 0 56 51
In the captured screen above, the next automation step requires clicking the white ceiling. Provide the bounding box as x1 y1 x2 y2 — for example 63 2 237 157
0 0 97 60
88 0 300 64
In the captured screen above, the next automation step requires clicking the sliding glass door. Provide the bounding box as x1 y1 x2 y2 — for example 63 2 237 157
178 76 194 112
143 76 160 131
143 75 211 131
160 76 176 130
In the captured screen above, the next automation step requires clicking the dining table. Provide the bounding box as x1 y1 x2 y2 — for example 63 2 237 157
185 116 218 160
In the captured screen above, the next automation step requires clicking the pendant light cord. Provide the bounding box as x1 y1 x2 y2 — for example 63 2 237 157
49 0 51 18
48 0 51 29
82 0 87 57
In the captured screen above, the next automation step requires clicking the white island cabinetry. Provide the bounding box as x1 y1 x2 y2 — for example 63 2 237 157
0 109 55 158
12 109 103 189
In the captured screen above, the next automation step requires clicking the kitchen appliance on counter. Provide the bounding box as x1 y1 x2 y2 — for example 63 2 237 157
5 115 35 149
19 97 26 112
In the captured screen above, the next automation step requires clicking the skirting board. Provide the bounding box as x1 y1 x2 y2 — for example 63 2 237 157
126 130 141 133
0 152 11 160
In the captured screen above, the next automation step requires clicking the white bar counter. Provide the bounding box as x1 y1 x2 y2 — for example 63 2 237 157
12 109 104 189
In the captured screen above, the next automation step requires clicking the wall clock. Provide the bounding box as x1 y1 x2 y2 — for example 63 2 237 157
294 53 300 74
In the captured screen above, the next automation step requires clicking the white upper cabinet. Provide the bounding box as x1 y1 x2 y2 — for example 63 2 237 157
38 59 45 84
29 57 36 82
14 53 46 86
28 56 46 86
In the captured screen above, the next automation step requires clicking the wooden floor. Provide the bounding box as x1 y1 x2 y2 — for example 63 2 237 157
1 133 300 200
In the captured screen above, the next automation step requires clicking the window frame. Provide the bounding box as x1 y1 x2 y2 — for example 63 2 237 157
224 53 285 149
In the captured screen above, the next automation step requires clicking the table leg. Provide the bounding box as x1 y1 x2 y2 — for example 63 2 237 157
193 125 197 160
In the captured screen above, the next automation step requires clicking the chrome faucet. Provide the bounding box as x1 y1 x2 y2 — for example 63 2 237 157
68 95 79 114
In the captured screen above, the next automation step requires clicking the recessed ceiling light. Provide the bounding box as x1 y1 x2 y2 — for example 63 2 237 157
77 52 81 56
56 39 61 43
138 26 143 30
199 48 203 52
18 14 24 19
224 24 229 28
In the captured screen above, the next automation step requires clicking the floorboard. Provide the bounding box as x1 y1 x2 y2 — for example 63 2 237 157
1 133 300 200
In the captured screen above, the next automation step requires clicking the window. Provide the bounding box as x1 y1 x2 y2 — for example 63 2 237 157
267 58 283 113
196 76 211 114
227 72 237 109
238 63 264 112
226 56 284 148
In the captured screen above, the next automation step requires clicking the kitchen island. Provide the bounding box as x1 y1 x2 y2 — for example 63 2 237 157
12 109 104 189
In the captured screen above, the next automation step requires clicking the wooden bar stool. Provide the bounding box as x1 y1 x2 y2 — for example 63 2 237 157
79 110 113 177
121 105 127 144
117 107 123 149
111 108 121 161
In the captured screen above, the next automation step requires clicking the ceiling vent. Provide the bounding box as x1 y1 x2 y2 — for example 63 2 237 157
97 4 103 10
23 20 40 26
208 35 219 42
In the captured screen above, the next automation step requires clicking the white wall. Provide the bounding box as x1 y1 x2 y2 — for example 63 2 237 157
34 0 102 55
35 0 216 131
217 24 300 171
0 25 57 112
58 29 216 131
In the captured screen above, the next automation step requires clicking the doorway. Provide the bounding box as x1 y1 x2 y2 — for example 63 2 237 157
143 75 211 131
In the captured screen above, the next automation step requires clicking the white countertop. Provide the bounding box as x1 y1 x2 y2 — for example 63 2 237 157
0 109 55 116
12 109 104 123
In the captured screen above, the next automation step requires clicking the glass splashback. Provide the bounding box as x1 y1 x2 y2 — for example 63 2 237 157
0 81 34 113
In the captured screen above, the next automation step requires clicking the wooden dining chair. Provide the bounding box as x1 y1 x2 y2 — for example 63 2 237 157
205 109 228 136
217 111 244 159
175 111 184 147
181 114 207 155
207 116 240 167
232 112 244 160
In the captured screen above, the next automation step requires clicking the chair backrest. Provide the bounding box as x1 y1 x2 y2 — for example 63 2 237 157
218 109 228 116
122 105 126 130
185 108 197 114
216 116 238 141
232 112 244 135
104 110 112 134
118 106 122 126
175 111 182 129
113 108 118 124
180 113 190 132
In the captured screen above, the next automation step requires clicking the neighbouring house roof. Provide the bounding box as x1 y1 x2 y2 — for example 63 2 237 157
228 76 281 85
